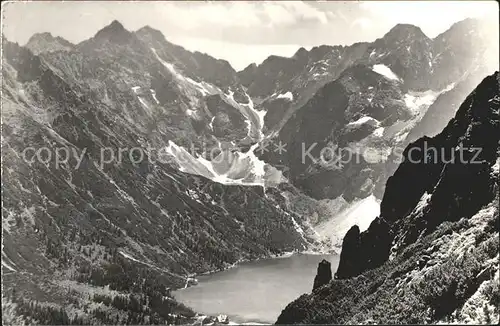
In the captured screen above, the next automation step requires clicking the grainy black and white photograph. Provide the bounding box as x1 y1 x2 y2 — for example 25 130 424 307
1 0 499 324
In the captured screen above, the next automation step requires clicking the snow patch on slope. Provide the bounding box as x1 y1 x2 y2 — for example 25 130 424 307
208 116 215 131
347 116 380 127
277 91 294 101
137 96 153 116
373 127 385 137
225 90 267 141
119 251 145 264
404 82 456 115
404 91 439 114
315 195 381 248
1 258 17 272
245 94 267 141
151 48 218 96
290 215 306 237
372 64 401 81
150 89 160 104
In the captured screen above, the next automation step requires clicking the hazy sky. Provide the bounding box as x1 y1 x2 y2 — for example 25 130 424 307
2 1 498 70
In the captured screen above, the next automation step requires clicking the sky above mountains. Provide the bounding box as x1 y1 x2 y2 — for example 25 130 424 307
2 0 498 70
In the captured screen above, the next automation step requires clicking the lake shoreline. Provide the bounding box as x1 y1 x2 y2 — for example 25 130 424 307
173 253 340 324
182 247 336 288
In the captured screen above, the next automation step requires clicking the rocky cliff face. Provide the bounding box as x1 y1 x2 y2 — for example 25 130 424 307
255 17 496 209
361 24 434 92
260 64 408 201
20 21 276 187
25 32 75 54
277 72 500 324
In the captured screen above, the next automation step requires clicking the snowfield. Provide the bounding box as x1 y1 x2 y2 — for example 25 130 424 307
164 140 282 187
347 116 380 128
277 91 294 101
315 195 381 249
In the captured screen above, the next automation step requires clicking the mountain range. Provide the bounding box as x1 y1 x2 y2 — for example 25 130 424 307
1 16 499 325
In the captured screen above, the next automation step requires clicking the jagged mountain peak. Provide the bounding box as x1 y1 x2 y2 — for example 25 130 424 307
263 54 291 64
108 19 125 30
387 23 428 36
241 62 257 72
93 19 133 44
434 17 480 38
433 16 495 46
309 44 338 58
293 47 309 59
25 32 74 54
337 63 390 86
27 32 54 42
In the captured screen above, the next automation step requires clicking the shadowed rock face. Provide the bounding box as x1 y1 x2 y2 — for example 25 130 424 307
259 64 408 201
253 18 496 204
336 72 500 279
334 226 361 279
313 259 332 291
335 217 393 279
276 72 500 324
